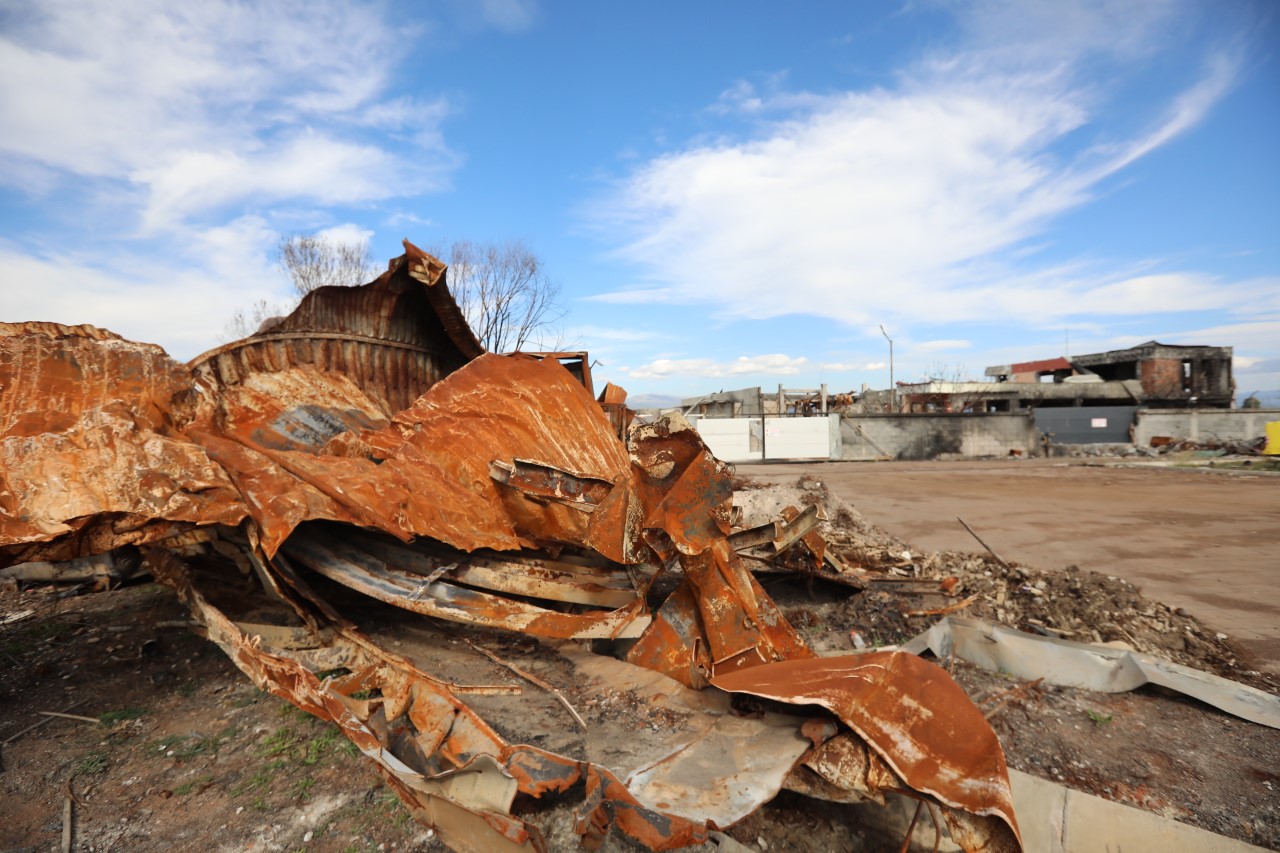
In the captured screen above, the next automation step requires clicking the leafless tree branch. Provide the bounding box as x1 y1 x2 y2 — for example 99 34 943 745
439 240 567 353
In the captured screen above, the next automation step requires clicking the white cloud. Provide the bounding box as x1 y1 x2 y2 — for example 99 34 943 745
0 237 284 360
625 354 809 381
315 223 376 248
583 287 681 305
821 361 887 372
476 0 538 32
0 0 457 227
0 0 482 359
916 339 972 352
593 0 1243 332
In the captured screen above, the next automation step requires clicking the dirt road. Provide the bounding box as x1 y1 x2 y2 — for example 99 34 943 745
738 459 1280 675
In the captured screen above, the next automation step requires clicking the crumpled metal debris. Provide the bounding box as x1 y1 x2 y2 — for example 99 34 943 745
0 242 1022 851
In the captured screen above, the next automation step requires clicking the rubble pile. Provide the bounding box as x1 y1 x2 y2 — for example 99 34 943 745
732 476 1260 685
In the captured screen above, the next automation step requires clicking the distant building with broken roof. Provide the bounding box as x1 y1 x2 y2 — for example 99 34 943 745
982 341 1234 409
888 341 1235 414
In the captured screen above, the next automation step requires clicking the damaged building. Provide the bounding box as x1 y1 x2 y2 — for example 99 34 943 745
0 243 1024 852
981 341 1235 410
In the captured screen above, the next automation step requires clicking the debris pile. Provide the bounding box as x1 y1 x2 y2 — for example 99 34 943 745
0 243 1022 852
730 477 1262 686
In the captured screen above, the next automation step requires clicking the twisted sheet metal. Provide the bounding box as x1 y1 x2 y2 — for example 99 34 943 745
0 322 247 564
0 244 1024 852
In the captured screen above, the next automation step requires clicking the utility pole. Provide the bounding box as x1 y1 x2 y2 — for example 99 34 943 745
880 324 895 412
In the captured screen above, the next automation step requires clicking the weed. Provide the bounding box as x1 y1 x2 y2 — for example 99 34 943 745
291 776 317 800
1086 709 1113 726
252 796 271 811
303 726 341 766
176 681 198 698
276 701 313 722
174 774 214 796
232 768 273 797
74 751 109 775
336 737 360 759
99 707 149 725
258 726 299 758
173 735 218 760
153 729 231 760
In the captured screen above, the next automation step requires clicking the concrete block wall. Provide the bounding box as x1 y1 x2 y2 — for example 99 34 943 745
840 413 1037 461
1133 408 1280 445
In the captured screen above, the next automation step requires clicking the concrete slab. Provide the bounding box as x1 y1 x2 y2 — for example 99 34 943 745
1007 769 1266 852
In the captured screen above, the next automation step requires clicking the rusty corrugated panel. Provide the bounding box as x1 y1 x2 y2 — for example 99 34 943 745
711 652 1022 849
189 241 481 418
2 252 1025 851
0 322 247 566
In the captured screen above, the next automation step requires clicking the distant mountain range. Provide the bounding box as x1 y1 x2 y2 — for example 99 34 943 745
626 393 683 411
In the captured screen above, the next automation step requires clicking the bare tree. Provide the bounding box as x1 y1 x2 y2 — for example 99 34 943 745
223 298 287 341
278 233 377 298
221 234 376 342
439 240 566 353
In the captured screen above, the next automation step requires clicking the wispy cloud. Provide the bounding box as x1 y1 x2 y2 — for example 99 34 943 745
582 287 682 305
623 354 809 381
917 339 972 352
591 0 1246 337
0 0 479 356
821 361 886 372
0 0 453 228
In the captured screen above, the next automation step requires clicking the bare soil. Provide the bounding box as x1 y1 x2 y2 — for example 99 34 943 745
739 458 1280 675
0 583 443 853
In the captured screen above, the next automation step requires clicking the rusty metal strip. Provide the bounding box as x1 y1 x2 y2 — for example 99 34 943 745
283 531 650 640
770 503 821 554
346 532 640 609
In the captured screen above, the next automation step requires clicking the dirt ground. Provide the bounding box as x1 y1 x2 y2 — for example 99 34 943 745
738 457 1280 675
2 461 1278 852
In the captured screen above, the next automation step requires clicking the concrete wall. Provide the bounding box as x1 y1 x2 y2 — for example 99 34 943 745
840 412 1038 461
691 415 840 462
692 417 761 462
1133 408 1280 445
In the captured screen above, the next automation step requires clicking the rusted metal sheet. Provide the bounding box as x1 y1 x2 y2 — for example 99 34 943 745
283 529 650 639
146 548 711 852
342 528 641 608
1 243 1025 852
0 322 248 565
189 240 482 418
711 653 1022 850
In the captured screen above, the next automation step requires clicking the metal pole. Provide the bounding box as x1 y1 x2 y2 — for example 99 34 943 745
880 325 894 412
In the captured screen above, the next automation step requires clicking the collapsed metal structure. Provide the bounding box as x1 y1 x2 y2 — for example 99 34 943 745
0 243 1021 851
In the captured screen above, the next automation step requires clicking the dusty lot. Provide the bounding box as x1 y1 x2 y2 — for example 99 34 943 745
738 458 1280 675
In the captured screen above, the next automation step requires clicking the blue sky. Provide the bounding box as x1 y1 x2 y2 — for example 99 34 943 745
2 0 1278 401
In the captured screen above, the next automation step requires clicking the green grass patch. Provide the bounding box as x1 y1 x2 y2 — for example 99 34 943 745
291 776 317 801
1086 709 1113 726
258 726 300 757
99 707 149 724
74 751 109 775
174 774 214 796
